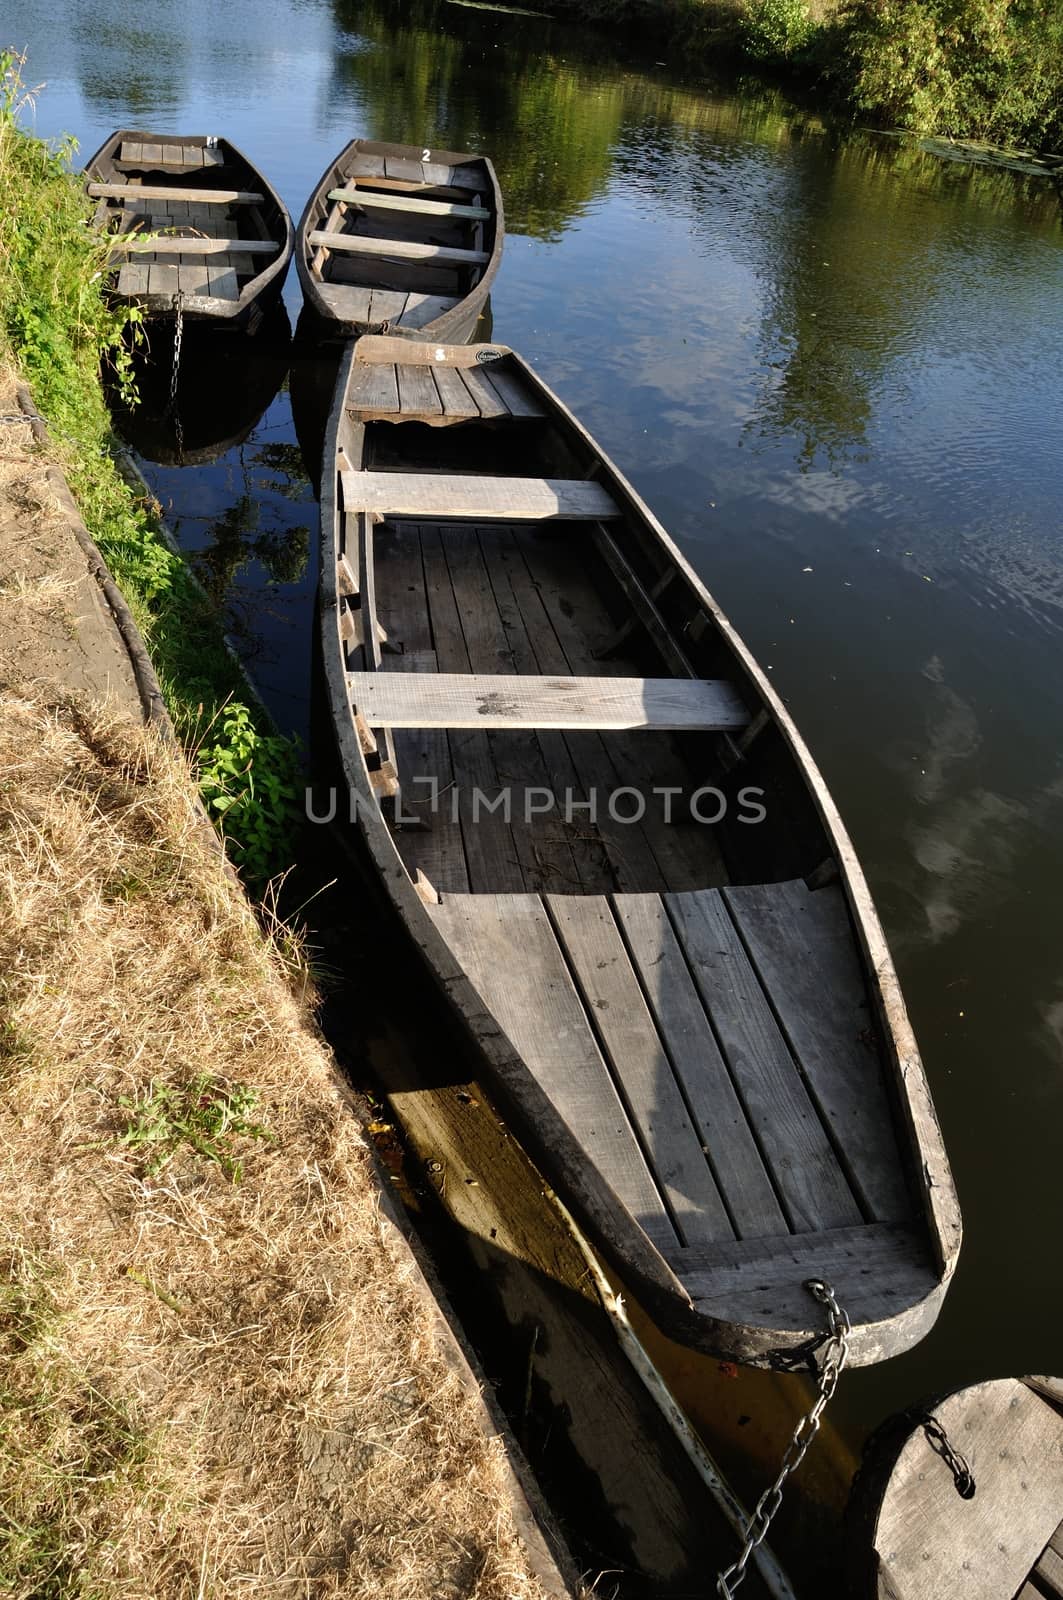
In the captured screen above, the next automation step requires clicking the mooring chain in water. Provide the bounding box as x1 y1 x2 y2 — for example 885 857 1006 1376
169 291 185 463
715 1280 851 1600
919 1411 975 1498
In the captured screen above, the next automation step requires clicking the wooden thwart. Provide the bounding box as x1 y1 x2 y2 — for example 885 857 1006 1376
328 186 490 221
346 672 750 732
340 471 620 522
111 235 277 255
89 183 263 203
307 230 489 266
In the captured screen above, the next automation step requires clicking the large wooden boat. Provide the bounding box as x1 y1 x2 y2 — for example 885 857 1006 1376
297 139 503 342
319 336 961 1369
85 131 293 326
847 1376 1063 1598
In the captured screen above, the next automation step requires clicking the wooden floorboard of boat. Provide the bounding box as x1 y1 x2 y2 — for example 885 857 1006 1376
430 892 679 1251
546 894 735 1246
612 892 789 1240
723 879 913 1222
667 889 864 1232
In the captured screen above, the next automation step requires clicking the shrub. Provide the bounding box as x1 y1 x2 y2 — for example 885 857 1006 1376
743 0 818 58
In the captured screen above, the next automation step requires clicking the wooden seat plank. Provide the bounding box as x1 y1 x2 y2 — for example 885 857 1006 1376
352 153 387 179
430 893 678 1249
369 288 409 325
307 230 488 266
339 286 373 324
116 262 149 297
723 879 913 1223
141 142 163 166
458 365 508 418
113 235 276 255
547 896 734 1245
1037 1546 1063 1599
329 186 490 221
384 155 427 183
201 147 225 168
396 363 443 418
147 261 179 296
177 260 210 296
450 162 488 192
160 143 183 166
420 159 456 186
398 292 459 330
433 364 481 417
612 894 788 1240
89 183 263 204
873 1379 1063 1600
340 471 619 522
666 890 863 1232
345 362 400 415
181 144 204 167
477 365 545 419
120 140 144 164
206 258 239 300
347 672 750 733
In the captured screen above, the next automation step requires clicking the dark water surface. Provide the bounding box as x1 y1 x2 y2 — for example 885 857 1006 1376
21 0 1063 1535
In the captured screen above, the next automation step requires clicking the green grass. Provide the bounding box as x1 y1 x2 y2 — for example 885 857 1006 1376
0 50 300 883
118 1073 272 1184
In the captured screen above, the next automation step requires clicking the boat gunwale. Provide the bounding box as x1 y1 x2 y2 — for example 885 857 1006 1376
84 128 295 322
319 337 960 1367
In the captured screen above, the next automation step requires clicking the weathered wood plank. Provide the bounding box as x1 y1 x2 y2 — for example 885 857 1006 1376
141 142 163 166
429 893 677 1249
206 258 239 300
1036 1545 1063 1599
398 292 460 330
116 261 149 297
340 471 619 522
547 895 734 1245
419 528 525 893
723 880 913 1223
120 140 144 164
433 364 481 417
873 1379 1063 1600
459 365 509 418
368 288 409 324
450 162 489 191
112 235 277 254
389 638 471 895
477 364 545 419
346 361 400 415
384 155 427 182
352 152 387 178
592 524 694 680
160 143 183 166
88 183 264 203
613 893 788 1240
201 147 225 168
666 890 863 1232
177 259 211 296
147 260 179 296
346 672 751 733
181 143 204 167
307 230 488 266
329 187 490 221
396 362 443 418
338 285 373 324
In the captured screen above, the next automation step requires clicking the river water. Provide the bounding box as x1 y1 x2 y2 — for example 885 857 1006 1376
20 0 1063 1566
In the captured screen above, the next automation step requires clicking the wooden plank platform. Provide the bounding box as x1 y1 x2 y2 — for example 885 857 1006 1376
347 671 750 732
111 235 276 255
89 183 262 203
340 472 619 521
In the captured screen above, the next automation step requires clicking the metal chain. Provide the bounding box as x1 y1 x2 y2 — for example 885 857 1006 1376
919 1412 975 1498
168 292 185 461
715 1280 851 1599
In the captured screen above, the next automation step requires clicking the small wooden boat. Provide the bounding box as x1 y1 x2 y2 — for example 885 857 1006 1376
85 131 293 326
296 139 503 342
848 1376 1063 1598
319 337 960 1368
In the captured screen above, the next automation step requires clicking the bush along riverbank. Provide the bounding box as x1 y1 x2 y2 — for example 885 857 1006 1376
560 0 1063 153
0 51 300 884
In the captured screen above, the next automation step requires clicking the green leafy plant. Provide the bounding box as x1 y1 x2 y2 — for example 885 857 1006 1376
743 0 818 58
117 1073 271 1183
195 703 302 885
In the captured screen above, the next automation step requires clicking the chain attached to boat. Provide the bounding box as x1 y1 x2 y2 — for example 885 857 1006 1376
715 1280 851 1599
168 291 185 462
919 1411 975 1498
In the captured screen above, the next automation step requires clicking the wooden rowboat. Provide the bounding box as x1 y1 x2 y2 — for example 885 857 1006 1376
319 336 961 1368
848 1376 1063 1598
296 139 503 342
85 130 293 326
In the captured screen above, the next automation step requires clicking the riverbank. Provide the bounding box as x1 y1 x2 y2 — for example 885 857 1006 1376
552 0 1063 154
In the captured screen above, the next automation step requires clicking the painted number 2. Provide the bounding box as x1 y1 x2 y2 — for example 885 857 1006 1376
422 148 431 161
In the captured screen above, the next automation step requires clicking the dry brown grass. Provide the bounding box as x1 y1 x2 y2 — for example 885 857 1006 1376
0 680 558 1599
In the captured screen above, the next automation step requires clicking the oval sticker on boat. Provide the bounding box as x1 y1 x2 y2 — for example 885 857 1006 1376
475 348 503 363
